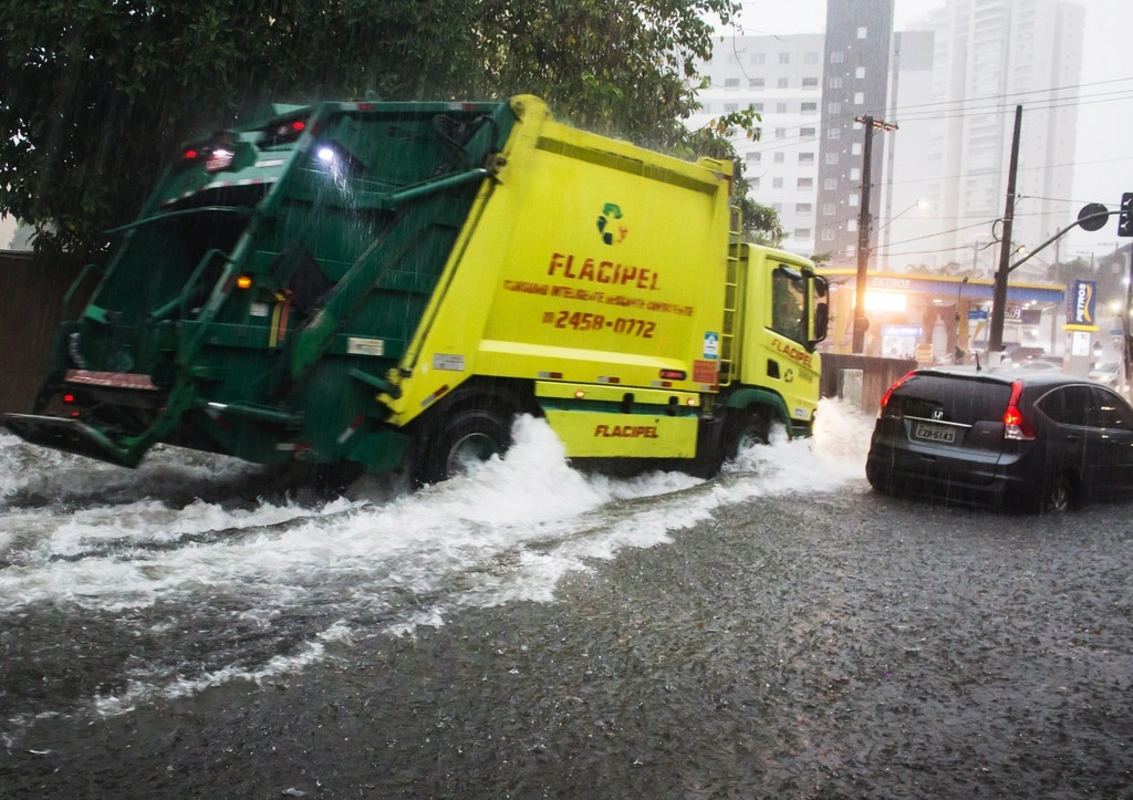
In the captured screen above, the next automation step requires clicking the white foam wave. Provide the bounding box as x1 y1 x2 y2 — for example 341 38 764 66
1 399 874 710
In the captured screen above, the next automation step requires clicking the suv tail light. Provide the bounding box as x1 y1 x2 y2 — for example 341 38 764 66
877 370 917 418
1003 380 1036 441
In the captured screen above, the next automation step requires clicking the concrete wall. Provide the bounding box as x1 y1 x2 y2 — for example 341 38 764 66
819 353 916 415
0 251 89 414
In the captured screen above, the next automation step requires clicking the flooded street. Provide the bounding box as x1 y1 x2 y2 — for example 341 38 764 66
3 400 1132 798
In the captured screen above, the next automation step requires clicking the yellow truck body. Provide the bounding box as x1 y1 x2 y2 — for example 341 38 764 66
5 95 828 485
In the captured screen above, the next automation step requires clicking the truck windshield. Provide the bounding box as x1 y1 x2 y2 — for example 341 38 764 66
771 265 807 344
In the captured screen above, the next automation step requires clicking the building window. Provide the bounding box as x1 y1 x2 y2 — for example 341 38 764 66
751 177 760 189
800 127 816 139
777 77 789 89
821 228 836 241
827 127 842 139
794 228 813 239
752 53 766 65
828 102 841 115
776 102 788 113
753 103 764 112
851 142 862 155
822 203 836 216
749 77 765 89
848 194 859 207
773 177 784 189
850 167 861 180
831 51 845 64
779 52 790 64
824 178 838 190
724 78 740 88
855 66 866 79
825 152 839 165
796 203 813 213
774 127 786 138
802 77 818 89
853 92 864 105
798 152 815 165
725 103 739 112
847 219 858 232
745 152 762 163
829 76 843 89
771 203 782 213
797 178 814 189
774 152 785 164
804 52 819 64
801 102 817 114
857 26 867 38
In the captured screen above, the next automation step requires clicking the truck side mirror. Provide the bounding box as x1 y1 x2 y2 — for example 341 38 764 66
808 276 829 350
811 303 829 347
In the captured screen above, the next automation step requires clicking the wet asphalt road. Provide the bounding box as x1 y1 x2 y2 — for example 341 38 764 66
3 482 1133 799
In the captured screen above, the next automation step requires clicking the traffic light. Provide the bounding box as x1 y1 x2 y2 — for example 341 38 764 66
1119 192 1133 238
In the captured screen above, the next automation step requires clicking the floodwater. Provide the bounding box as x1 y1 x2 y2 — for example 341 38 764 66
0 400 874 742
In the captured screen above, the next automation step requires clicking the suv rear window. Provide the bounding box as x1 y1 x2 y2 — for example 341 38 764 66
887 374 1012 425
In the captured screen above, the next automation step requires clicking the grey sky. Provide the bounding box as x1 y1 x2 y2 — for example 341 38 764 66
721 0 1133 260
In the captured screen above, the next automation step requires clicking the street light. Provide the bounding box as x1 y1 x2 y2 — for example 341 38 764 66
880 199 928 272
877 198 927 234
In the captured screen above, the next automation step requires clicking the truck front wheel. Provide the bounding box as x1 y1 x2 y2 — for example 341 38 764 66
416 407 512 486
725 408 771 461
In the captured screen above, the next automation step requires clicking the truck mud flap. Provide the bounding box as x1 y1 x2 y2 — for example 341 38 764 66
3 413 141 468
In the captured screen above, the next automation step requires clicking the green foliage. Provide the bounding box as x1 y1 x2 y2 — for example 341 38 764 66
1 0 740 256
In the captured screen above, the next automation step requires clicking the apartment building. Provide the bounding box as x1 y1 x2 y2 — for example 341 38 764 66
689 34 826 255
815 0 897 266
918 0 1085 280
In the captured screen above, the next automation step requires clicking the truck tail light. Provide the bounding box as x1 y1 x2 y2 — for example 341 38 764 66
878 370 916 418
265 116 311 145
1003 380 1036 441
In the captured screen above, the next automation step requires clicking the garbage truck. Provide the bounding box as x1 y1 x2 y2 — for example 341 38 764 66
4 95 829 485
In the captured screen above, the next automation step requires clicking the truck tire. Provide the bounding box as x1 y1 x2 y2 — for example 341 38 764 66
725 408 771 461
417 407 512 486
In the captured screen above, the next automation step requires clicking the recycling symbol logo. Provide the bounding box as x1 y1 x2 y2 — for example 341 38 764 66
597 202 627 245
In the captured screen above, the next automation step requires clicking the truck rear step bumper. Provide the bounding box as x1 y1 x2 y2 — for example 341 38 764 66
3 413 141 468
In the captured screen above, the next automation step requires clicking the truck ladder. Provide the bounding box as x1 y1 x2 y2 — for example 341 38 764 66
717 207 742 386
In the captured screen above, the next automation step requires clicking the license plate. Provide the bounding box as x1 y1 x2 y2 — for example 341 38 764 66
914 422 956 444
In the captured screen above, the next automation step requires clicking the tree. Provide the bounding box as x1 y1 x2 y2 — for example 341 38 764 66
1 0 739 257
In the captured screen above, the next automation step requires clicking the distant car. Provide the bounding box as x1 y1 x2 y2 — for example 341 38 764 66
1089 361 1121 388
1015 359 1060 372
1003 345 1046 364
866 367 1133 512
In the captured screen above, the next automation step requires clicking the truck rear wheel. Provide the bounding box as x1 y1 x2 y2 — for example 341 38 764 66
416 407 512 486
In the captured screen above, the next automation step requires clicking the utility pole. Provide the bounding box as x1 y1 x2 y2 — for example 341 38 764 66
852 115 899 354
988 105 1023 356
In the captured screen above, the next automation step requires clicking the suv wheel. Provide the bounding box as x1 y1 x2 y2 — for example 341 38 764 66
1042 474 1075 513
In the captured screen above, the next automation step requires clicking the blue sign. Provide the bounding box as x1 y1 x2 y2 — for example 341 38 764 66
1067 280 1097 327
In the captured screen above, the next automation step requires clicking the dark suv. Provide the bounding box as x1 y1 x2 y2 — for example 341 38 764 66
866 367 1133 512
